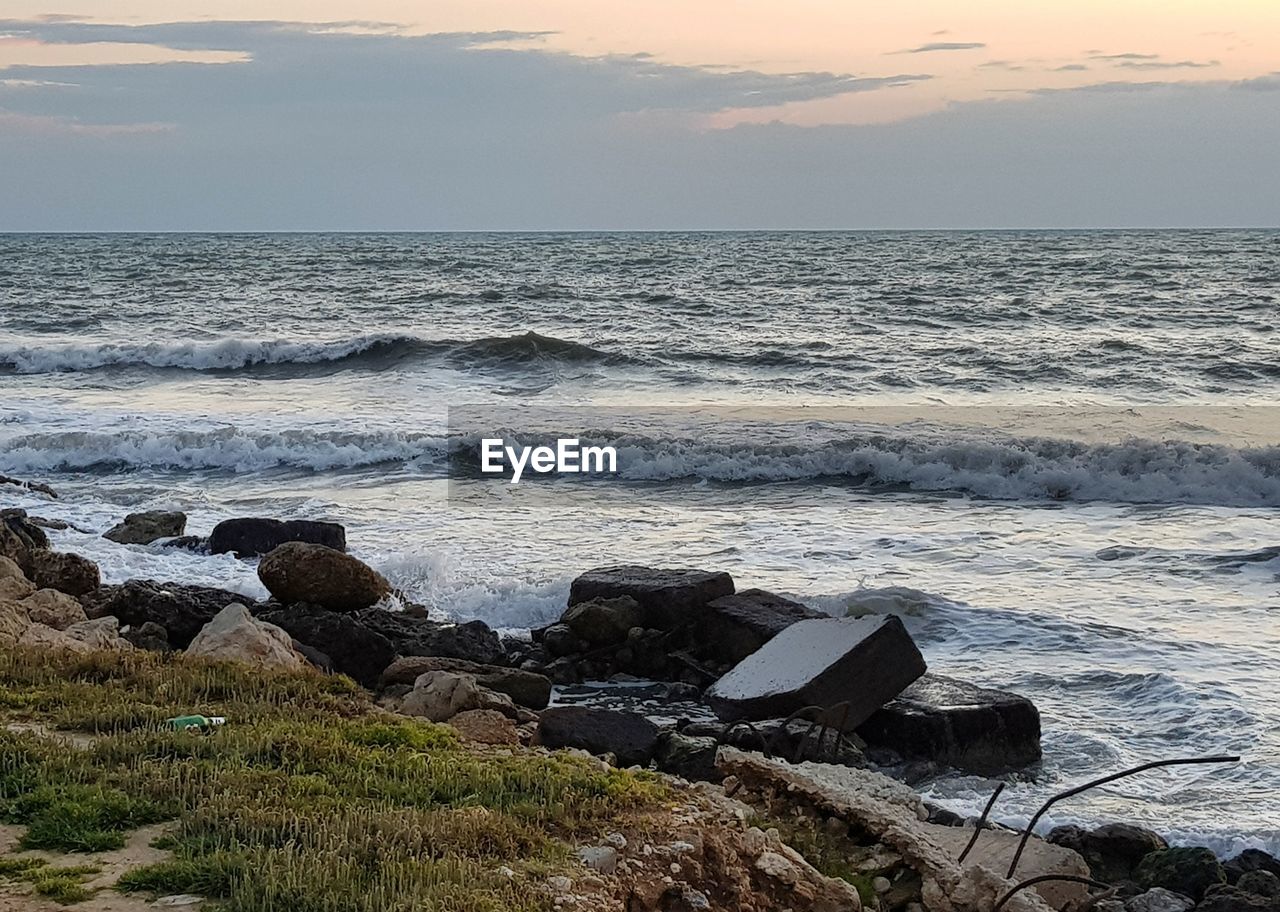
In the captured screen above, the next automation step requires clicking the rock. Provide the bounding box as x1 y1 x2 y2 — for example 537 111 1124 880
186 603 307 672
0 475 56 498
28 550 100 596
210 517 346 557
19 617 133 655
0 600 33 647
535 706 660 767
695 588 824 666
378 655 551 709
351 609 504 665
568 565 735 629
1227 850 1280 884
577 845 619 875
1194 884 1280 912
81 579 253 649
857 673 1042 775
654 731 721 782
21 588 88 630
103 510 187 545
540 623 581 658
292 641 333 672
122 621 171 652
0 555 35 600
1134 847 1225 901
1239 871 1280 898
0 509 50 572
448 709 519 745
257 605 396 688
399 671 510 722
561 596 644 647
1047 823 1167 884
258 542 390 611
161 536 208 552
1124 888 1194 912
706 615 926 730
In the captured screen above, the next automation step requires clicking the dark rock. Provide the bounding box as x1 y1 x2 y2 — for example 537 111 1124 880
857 673 1041 775
209 517 347 557
28 550 100 596
350 608 505 665
535 706 660 767
121 621 171 652
1134 847 1226 901
1196 884 1280 912
0 475 56 498
292 641 334 673
1227 850 1280 885
541 623 582 658
695 588 823 666
258 542 391 611
568 565 734 630
1239 871 1280 899
1047 823 1167 884
561 596 644 647
654 731 721 782
258 605 396 687
0 509 50 572
378 655 552 709
161 535 208 552
103 511 187 545
706 615 926 730
81 579 253 649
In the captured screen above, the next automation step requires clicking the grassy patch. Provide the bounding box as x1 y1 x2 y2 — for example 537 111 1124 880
0 856 101 905
0 648 665 912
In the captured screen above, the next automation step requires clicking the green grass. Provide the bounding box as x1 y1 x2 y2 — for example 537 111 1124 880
0 648 666 912
0 856 101 905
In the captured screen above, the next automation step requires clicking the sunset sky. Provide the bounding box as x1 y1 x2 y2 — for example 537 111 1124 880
2 1 1278 229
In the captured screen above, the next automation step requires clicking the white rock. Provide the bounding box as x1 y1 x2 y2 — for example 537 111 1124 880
186 603 306 671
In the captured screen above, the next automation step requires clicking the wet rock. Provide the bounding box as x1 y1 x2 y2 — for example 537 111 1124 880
81 579 253 649
187 603 307 672
209 517 347 557
857 673 1042 775
561 596 644 647
0 509 50 572
1195 884 1280 912
568 565 734 629
449 709 518 745
535 706 660 767
0 475 56 498
706 615 926 729
104 510 187 545
1047 823 1167 884
352 608 504 665
1239 871 1280 898
122 621 171 652
540 623 582 658
22 588 88 630
160 535 208 552
1124 888 1194 912
257 542 391 611
28 549 100 596
378 655 551 709
1134 847 1225 901
1227 850 1280 884
654 731 721 782
695 588 824 666
257 605 395 688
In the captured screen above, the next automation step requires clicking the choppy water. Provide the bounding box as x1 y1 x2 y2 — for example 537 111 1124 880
2 231 1278 855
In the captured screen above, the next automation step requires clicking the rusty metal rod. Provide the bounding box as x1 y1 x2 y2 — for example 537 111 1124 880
994 875 1111 910
1005 754 1240 879
957 782 1006 864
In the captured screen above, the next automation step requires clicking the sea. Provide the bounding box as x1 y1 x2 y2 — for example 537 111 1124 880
1 230 1277 855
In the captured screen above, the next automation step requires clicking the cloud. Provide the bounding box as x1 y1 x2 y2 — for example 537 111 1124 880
894 42 985 54
1089 52 1160 61
0 108 171 135
1051 64 1088 72
1116 59 1219 70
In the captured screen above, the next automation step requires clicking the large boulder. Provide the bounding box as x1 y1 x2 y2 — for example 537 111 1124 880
400 671 515 722
568 565 734 629
695 588 824 666
22 588 88 630
1196 884 1280 912
351 609 504 665
1135 847 1226 901
706 615 926 729
0 600 33 647
0 556 35 601
0 509 50 572
257 605 396 688
19 617 133 655
1227 850 1280 884
103 510 187 545
81 579 252 649
534 706 660 767
560 596 644 647
210 517 346 557
856 673 1042 775
1046 823 1167 884
186 603 307 672
28 550 100 596
257 543 390 611
378 655 551 709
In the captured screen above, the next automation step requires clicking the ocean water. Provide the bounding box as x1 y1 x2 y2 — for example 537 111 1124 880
2 230 1278 855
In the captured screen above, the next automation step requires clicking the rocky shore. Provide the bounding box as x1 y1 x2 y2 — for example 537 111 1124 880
0 493 1275 912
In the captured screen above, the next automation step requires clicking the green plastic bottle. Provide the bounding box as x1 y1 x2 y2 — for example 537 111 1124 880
167 715 226 732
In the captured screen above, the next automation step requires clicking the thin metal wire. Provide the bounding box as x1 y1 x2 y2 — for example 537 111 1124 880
957 782 1006 864
993 875 1111 910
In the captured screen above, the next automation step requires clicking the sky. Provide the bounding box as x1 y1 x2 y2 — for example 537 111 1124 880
1 1 1278 230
